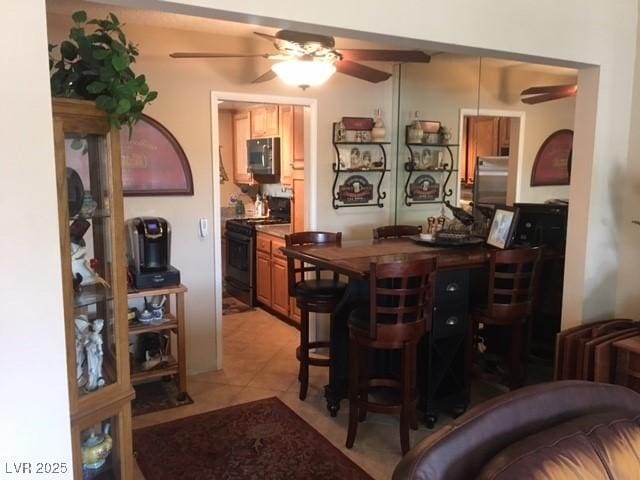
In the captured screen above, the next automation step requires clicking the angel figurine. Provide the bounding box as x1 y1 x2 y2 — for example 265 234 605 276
86 319 106 392
75 315 90 387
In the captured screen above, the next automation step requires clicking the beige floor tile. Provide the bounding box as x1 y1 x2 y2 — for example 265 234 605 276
247 371 297 392
233 385 280 404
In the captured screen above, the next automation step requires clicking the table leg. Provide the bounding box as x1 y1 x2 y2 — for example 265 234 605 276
325 278 368 416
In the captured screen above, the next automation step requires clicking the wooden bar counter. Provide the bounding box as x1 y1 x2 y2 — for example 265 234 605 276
281 237 490 417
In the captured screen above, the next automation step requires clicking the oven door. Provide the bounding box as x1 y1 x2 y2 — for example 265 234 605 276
225 230 253 291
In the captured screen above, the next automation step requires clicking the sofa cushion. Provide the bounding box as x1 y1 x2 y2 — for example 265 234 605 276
477 412 640 480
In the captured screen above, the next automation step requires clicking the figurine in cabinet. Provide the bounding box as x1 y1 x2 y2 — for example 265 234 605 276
86 319 106 392
75 316 90 388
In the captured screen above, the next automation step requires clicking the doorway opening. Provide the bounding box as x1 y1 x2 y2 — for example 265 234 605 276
210 92 317 369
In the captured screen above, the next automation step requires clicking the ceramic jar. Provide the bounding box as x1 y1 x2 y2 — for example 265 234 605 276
81 431 113 470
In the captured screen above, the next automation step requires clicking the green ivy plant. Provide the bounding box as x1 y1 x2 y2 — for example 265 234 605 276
49 10 157 133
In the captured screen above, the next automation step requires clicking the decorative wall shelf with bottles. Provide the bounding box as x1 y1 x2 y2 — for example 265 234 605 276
331 122 390 209
403 124 459 207
53 98 133 479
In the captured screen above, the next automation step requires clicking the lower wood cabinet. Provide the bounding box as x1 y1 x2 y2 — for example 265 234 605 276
256 232 300 325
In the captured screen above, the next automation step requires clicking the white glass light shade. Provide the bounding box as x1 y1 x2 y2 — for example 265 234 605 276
271 60 336 88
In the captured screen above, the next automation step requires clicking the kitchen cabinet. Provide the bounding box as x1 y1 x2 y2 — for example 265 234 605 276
293 106 305 170
256 232 299 324
279 105 294 187
233 112 253 184
291 169 305 233
251 105 279 138
279 105 305 188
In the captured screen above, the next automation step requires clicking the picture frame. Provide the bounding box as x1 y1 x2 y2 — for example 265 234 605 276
530 129 573 186
120 114 194 196
486 207 519 249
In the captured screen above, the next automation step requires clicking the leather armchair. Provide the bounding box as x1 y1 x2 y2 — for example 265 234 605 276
393 381 640 479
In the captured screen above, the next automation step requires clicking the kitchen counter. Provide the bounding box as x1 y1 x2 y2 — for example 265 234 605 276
254 223 291 238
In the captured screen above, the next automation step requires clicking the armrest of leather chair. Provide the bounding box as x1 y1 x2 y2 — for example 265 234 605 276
393 381 640 480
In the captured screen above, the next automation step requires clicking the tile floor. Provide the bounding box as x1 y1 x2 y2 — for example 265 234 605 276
133 308 491 479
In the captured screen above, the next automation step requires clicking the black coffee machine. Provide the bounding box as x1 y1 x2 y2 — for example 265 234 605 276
126 217 180 289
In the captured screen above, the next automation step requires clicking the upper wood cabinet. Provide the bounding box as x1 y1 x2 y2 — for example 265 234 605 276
292 106 305 170
233 112 253 184
279 106 294 187
251 105 279 138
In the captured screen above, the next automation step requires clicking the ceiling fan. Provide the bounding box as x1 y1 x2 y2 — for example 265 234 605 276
170 30 431 88
520 84 577 104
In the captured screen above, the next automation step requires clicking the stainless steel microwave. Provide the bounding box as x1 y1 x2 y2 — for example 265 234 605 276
247 137 280 175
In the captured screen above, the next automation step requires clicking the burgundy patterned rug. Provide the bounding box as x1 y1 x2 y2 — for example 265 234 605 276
133 397 373 480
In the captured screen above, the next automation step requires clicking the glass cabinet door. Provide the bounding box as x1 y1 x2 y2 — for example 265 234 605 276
53 101 130 413
66 133 120 398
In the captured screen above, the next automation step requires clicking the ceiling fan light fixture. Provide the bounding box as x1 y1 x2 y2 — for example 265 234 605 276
271 59 336 89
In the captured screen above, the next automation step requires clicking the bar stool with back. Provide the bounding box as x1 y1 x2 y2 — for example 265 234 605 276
346 257 437 455
472 247 542 389
285 231 347 400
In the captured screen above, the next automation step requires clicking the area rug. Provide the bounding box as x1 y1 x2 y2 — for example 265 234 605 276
222 289 254 315
132 380 194 417
133 397 373 480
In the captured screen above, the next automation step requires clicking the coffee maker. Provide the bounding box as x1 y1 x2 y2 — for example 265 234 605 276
126 217 180 289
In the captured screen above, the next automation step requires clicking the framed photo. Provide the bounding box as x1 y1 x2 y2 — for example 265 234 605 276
530 129 573 186
120 115 194 196
486 207 519 249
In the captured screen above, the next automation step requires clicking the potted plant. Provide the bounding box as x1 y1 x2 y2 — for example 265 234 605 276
49 10 157 133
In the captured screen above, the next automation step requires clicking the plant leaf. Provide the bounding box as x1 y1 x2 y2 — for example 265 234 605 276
92 49 111 60
111 54 129 72
86 81 107 94
60 41 78 61
115 98 132 115
72 10 87 23
96 95 117 112
145 91 158 102
109 13 120 25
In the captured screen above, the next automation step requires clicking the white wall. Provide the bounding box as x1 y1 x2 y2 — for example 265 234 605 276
0 0 73 474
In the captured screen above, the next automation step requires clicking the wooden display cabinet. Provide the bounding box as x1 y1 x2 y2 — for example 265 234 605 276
53 98 134 479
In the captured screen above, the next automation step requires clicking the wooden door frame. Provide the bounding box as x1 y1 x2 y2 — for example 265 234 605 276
210 91 317 369
457 108 526 205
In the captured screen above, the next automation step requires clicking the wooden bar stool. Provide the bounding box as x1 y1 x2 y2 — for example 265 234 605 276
372 224 422 240
285 231 347 400
472 247 541 389
345 258 436 455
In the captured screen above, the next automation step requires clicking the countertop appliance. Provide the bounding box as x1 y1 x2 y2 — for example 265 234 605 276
225 196 290 306
126 217 180 289
473 156 509 206
247 137 280 176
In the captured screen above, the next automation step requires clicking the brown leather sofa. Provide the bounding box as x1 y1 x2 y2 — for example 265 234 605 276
393 381 640 479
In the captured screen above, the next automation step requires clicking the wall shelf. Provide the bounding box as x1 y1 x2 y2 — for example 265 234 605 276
331 122 389 209
404 125 459 207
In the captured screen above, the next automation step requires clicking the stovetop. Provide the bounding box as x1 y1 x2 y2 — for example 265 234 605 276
226 216 290 235
228 217 289 226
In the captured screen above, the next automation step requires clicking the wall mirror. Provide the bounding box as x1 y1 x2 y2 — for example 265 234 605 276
391 54 482 229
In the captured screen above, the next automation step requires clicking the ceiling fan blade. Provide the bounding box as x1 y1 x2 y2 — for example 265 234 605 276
170 52 270 58
338 49 431 63
335 60 391 83
521 84 577 96
254 32 278 42
521 90 576 104
252 69 277 84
